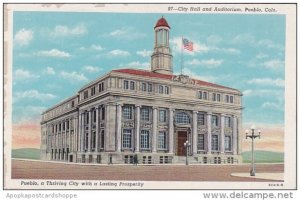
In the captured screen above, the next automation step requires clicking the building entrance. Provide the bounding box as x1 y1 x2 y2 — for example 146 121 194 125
177 131 187 156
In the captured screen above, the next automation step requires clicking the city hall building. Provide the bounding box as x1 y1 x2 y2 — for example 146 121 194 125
40 17 243 164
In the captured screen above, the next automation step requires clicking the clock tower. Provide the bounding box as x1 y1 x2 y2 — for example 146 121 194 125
151 17 173 75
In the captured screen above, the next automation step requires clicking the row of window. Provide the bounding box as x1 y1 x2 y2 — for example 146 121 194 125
197 134 232 151
199 91 234 104
50 120 71 133
83 107 106 124
123 106 232 128
83 81 105 100
84 130 105 150
124 80 170 94
43 99 76 121
123 129 167 150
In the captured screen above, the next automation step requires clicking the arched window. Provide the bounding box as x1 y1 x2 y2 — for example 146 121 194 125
175 112 190 124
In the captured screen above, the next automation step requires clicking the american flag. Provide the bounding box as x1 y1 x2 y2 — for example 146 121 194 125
183 38 193 51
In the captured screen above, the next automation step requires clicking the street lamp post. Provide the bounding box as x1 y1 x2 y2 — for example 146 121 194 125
184 140 191 166
245 125 261 176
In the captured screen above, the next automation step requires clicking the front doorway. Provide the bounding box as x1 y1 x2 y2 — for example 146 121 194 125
177 131 187 156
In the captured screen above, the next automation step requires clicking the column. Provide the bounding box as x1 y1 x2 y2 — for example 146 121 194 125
74 117 78 151
233 116 238 155
168 108 174 153
116 104 122 152
207 113 212 154
80 112 85 152
65 120 68 160
78 113 82 152
135 105 141 152
220 114 225 153
95 107 99 152
152 107 158 153
68 119 71 152
88 110 92 152
192 111 198 155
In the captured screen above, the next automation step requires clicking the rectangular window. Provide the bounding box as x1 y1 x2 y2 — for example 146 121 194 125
62 122 65 131
93 109 97 123
122 129 132 148
123 106 133 120
225 136 232 151
212 93 216 101
91 86 96 96
85 112 89 124
226 95 230 103
142 83 147 91
203 91 208 100
159 85 164 94
71 101 75 108
197 113 205 125
159 109 167 122
211 135 219 151
124 80 129 89
85 133 89 149
130 81 135 90
165 86 169 94
158 131 167 149
197 134 205 150
217 94 221 102
225 116 231 128
148 83 153 92
100 130 105 149
92 131 96 149
141 107 150 121
199 91 203 99
67 120 69 129
140 130 150 149
101 107 105 120
99 82 104 92
83 90 88 99
230 96 234 103
212 115 219 127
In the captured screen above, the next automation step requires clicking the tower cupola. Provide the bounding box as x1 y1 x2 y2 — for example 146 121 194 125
151 17 173 75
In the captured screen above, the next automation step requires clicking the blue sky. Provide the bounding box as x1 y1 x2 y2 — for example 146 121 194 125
12 12 285 126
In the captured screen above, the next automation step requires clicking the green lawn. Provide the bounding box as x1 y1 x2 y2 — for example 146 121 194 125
12 148 40 160
242 150 284 163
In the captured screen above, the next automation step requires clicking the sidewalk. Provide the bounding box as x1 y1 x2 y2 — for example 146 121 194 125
231 172 284 181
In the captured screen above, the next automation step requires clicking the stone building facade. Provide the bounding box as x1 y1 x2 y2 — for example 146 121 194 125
40 17 243 164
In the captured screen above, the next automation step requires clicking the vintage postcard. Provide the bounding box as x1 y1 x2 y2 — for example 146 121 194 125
3 3 297 190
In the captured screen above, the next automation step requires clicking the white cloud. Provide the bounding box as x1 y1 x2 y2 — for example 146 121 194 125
119 61 150 69
60 71 88 83
136 49 152 57
243 89 283 97
80 44 104 51
83 65 102 73
256 53 269 59
14 90 56 102
247 78 284 87
231 33 256 45
207 35 222 44
262 59 284 70
231 34 284 51
108 27 146 40
35 49 71 58
14 69 39 82
261 102 283 111
186 58 223 68
50 24 87 37
14 28 33 47
44 67 55 75
13 105 47 124
108 49 130 57
176 68 217 83
218 47 240 55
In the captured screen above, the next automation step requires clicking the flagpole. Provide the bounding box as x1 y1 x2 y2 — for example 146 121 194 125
181 36 183 75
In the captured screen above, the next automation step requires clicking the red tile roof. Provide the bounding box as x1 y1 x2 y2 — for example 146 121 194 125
112 68 238 91
154 17 170 29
